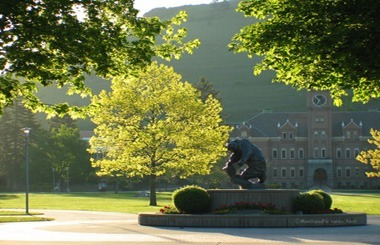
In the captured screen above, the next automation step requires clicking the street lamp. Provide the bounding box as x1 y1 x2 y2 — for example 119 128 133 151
21 127 31 214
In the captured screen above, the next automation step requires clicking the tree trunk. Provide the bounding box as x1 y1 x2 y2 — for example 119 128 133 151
114 175 119 193
149 174 157 206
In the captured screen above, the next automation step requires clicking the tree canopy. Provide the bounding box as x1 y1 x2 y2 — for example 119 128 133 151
357 129 380 178
229 0 380 106
0 0 199 117
89 62 230 205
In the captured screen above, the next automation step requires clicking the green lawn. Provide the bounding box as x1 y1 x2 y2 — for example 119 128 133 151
0 191 379 215
330 192 380 215
0 210 54 223
0 192 172 214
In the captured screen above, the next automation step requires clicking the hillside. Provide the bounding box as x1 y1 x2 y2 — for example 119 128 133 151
38 0 379 129
146 0 379 122
146 1 306 123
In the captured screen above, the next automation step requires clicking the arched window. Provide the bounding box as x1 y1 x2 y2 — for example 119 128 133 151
298 148 304 159
241 131 247 138
336 148 342 159
321 148 326 158
272 148 278 159
321 130 327 139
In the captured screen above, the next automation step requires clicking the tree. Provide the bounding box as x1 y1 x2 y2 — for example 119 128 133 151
194 77 221 103
229 0 380 106
0 1 200 116
27 120 92 192
89 62 230 205
0 98 40 191
357 129 380 178
45 125 90 191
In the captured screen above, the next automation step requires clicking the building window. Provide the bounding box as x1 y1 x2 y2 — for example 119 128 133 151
346 131 351 139
321 148 326 158
282 132 287 139
273 168 278 178
241 131 247 138
345 148 351 159
299 167 304 178
354 148 360 157
289 132 293 139
355 167 360 177
315 117 324 123
290 148 295 159
281 148 287 159
298 148 304 159
336 148 342 159
281 168 287 178
321 130 327 139
272 148 278 159
290 168 295 178
337 167 342 178
346 167 351 178
353 131 358 139
314 131 318 139
314 147 319 158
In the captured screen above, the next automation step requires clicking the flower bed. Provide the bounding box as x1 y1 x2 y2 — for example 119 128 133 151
139 187 366 228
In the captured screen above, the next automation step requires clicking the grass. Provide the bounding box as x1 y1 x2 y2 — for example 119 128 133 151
0 210 54 223
0 192 172 214
0 191 379 217
330 192 380 215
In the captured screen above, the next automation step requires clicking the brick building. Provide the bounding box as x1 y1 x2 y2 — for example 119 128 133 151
230 91 380 189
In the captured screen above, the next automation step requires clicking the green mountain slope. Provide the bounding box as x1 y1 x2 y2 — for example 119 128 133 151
37 0 379 129
146 0 379 122
147 1 306 123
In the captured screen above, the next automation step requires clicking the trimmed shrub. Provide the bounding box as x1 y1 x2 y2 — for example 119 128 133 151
172 185 211 214
293 192 325 214
309 190 332 210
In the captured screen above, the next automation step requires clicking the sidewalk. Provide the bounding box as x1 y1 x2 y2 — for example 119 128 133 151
0 210 379 244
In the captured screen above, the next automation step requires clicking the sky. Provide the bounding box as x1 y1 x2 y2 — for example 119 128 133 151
134 0 215 16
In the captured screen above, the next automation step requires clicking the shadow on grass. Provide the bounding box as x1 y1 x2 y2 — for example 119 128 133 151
0 194 19 200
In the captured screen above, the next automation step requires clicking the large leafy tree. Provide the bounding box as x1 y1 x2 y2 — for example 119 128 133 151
357 129 380 178
0 0 199 116
229 0 380 105
89 62 230 205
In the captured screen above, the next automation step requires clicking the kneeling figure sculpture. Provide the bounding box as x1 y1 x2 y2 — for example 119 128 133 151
223 139 266 189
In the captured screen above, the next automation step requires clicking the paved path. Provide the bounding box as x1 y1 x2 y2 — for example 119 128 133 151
0 210 379 244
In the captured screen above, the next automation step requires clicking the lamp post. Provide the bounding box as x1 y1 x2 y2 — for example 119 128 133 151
21 127 31 214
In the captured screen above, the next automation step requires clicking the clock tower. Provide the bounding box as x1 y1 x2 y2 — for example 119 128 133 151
306 91 334 187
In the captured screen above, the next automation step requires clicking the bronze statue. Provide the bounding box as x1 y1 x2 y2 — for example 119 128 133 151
223 139 266 189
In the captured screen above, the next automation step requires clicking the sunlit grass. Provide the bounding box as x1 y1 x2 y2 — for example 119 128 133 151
0 192 172 214
0 210 53 223
330 192 380 215
0 191 379 215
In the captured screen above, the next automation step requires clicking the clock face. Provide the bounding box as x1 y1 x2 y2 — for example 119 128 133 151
312 94 326 106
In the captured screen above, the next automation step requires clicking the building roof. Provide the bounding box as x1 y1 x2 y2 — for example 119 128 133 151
231 110 380 138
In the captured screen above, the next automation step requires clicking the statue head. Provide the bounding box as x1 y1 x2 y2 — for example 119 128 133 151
226 139 239 152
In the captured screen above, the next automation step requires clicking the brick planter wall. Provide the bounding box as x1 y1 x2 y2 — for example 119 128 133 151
207 189 300 212
138 189 367 228
138 212 367 227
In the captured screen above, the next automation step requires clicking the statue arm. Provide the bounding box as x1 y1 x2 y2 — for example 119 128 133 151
238 143 251 165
